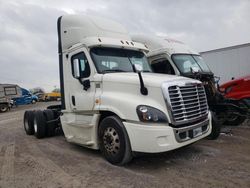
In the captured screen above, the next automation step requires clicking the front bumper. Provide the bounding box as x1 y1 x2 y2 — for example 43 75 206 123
124 112 212 153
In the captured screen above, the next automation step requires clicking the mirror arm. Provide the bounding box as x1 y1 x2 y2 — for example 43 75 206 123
138 71 148 95
132 64 148 95
79 79 90 91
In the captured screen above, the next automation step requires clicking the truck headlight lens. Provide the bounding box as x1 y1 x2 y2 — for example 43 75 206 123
136 105 168 123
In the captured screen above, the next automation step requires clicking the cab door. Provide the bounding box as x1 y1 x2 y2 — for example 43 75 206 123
68 49 95 112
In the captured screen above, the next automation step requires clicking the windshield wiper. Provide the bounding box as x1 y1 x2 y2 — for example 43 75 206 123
102 69 127 73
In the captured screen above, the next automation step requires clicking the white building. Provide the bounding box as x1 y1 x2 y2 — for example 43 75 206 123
200 43 250 84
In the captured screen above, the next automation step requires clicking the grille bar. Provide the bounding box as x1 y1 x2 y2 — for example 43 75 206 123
168 84 208 123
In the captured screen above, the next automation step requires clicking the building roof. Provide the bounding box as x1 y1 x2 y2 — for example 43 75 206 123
200 43 250 54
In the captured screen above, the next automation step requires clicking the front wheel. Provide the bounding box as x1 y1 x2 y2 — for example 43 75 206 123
0 104 8 113
207 112 221 140
98 116 132 165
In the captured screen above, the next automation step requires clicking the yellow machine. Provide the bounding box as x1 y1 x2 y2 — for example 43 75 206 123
43 92 61 101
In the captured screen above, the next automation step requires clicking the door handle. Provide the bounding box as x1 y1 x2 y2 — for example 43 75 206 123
71 95 76 106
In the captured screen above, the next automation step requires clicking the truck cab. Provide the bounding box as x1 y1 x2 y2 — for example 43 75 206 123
219 75 250 125
220 75 250 101
0 84 22 112
13 88 38 105
132 35 214 78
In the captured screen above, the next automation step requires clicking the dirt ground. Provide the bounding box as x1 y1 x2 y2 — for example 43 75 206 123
0 102 249 188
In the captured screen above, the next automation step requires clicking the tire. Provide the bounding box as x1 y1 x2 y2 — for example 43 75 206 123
224 99 248 126
224 116 246 126
34 110 47 139
207 113 221 140
43 109 55 137
0 104 8 113
31 99 36 104
98 116 132 165
23 110 35 135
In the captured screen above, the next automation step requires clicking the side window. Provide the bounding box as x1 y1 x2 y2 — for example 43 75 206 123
71 52 90 78
151 59 175 75
4 87 17 96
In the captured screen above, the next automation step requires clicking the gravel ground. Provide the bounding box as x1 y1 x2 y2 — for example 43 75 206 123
0 102 249 188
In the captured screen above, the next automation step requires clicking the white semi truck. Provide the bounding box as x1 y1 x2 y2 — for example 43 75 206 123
24 15 212 165
131 35 248 139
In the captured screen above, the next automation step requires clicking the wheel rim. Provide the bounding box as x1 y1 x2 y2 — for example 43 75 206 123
227 114 238 121
34 118 38 133
24 118 29 131
103 127 120 155
1 107 7 112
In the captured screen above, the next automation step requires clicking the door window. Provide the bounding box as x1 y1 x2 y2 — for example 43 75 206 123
151 59 175 75
71 52 91 78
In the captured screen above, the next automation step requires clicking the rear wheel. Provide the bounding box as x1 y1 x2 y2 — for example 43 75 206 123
98 116 132 165
34 110 46 139
43 109 56 137
23 110 35 135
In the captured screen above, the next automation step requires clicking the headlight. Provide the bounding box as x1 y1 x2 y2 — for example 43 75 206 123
225 85 235 94
136 105 168 123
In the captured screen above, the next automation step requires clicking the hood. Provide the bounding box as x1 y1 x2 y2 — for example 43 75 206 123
102 72 200 87
220 74 250 88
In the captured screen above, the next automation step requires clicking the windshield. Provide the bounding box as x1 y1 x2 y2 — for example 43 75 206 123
90 47 152 73
172 54 211 74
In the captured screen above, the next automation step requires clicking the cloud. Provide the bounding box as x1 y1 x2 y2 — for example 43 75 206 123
0 0 249 91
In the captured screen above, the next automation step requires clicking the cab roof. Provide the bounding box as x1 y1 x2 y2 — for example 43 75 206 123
60 15 148 52
132 35 199 56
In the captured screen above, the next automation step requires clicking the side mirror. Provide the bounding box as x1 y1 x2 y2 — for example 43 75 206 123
133 64 143 72
73 59 81 78
190 67 199 74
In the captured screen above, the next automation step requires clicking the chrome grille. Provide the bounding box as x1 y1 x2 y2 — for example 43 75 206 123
168 84 208 123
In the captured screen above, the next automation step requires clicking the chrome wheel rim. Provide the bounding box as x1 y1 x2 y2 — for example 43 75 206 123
103 127 120 155
34 118 38 133
227 114 238 121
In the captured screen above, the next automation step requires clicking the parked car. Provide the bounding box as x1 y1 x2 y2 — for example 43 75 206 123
220 75 250 125
34 92 45 101
13 88 38 105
